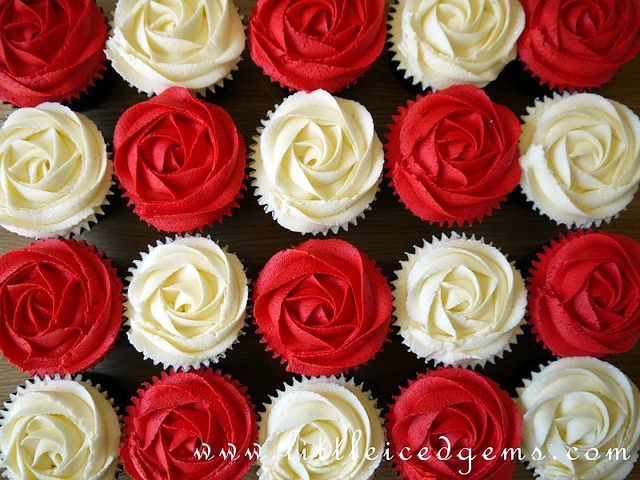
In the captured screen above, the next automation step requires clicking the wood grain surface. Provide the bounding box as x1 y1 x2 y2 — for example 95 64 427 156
0 1 639 478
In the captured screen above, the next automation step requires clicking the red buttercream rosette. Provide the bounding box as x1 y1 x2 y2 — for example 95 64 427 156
121 369 258 480
518 0 640 91
249 0 386 92
0 0 108 107
114 87 246 233
387 368 522 480
0 239 123 375
385 85 521 226
528 230 640 357
253 239 392 375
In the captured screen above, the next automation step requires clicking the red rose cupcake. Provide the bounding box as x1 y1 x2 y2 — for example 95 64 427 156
0 0 108 107
114 87 246 233
249 0 386 92
528 230 640 357
387 368 522 480
0 239 123 375
386 85 521 226
253 239 392 375
121 369 258 480
518 0 640 91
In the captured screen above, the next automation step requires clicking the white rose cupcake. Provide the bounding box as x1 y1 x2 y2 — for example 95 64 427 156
389 0 525 90
393 233 526 367
0 103 112 239
517 357 640 480
125 235 248 369
0 375 121 480
106 0 245 96
258 376 385 480
520 92 640 227
251 89 384 235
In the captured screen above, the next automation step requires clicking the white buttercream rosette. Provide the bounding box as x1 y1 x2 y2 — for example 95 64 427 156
251 89 384 235
393 233 526 367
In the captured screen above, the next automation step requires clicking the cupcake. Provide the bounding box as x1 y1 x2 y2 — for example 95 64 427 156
519 92 640 227
0 103 112 239
249 0 386 92
114 87 246 233
387 368 522 480
388 0 525 90
518 0 640 91
121 369 258 480
517 357 640 480
0 375 121 480
126 235 248 369
386 85 522 225
0 239 123 375
253 239 392 375
106 0 245 96
258 376 385 479
0 0 108 107
394 233 527 367
251 89 384 235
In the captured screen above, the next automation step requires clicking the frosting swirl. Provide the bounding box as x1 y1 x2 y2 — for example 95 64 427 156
389 0 525 90
517 357 640 480
519 92 640 227
0 103 112 239
126 235 248 369
0 376 121 480
394 234 526 367
106 0 245 95
252 90 383 234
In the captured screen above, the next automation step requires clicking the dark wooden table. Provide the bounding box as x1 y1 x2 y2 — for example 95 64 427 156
1 1 639 478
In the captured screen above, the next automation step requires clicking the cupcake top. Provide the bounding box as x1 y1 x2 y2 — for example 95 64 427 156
0 0 108 107
386 85 522 225
121 369 258 480
114 87 246 233
252 89 383 234
0 376 121 480
387 368 522 480
517 357 640 480
249 0 386 92
0 239 122 375
253 239 392 375
394 234 526 367
518 0 640 91
106 0 245 95
0 103 112 239
259 377 384 480
519 92 640 227
389 0 525 90
126 235 248 369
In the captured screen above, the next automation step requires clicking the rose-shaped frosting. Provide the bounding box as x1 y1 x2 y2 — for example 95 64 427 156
249 0 386 92
0 239 122 375
0 103 112 239
0 376 121 480
258 377 384 480
0 0 108 107
253 239 392 375
106 0 245 95
389 0 525 90
252 89 383 234
394 234 526 367
518 0 640 90
121 369 258 480
386 85 522 225
126 235 248 369
114 87 246 232
520 92 640 227
518 357 640 480
387 368 522 480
